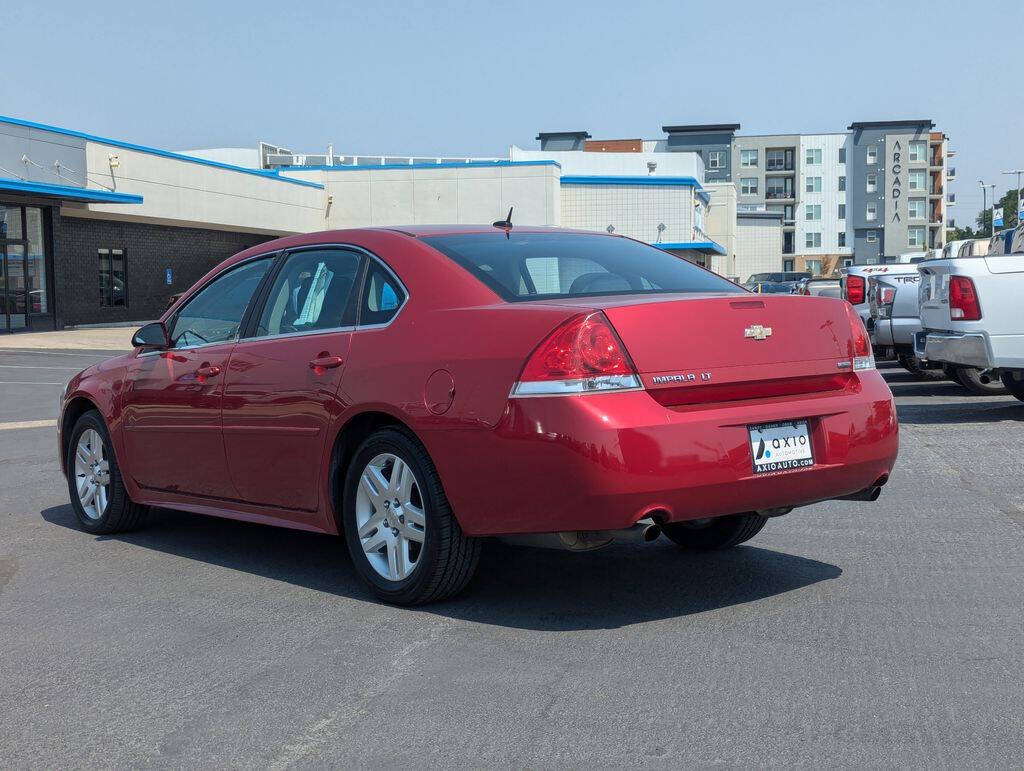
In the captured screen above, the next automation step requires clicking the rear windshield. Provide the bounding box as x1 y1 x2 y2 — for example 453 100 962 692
422 232 741 301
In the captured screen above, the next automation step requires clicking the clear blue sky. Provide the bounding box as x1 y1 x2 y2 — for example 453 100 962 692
3 0 1021 222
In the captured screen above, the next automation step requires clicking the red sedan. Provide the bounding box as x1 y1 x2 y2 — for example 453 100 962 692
59 226 898 604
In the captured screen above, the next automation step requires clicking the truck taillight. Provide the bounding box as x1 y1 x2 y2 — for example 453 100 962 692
949 276 981 321
845 303 875 371
511 311 641 396
880 287 896 305
845 275 865 305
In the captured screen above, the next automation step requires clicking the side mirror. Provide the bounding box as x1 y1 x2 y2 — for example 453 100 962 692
132 321 169 350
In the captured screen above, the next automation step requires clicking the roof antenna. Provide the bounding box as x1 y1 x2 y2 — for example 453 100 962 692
492 206 514 235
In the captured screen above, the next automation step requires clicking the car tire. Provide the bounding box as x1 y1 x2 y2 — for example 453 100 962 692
954 366 1007 396
1000 370 1024 402
342 427 481 605
897 354 944 380
66 410 148 534
660 513 768 551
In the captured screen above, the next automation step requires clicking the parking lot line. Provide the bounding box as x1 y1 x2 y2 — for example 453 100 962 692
0 364 83 370
0 419 57 431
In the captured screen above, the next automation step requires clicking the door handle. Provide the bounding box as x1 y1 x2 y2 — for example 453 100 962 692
196 365 221 383
309 355 345 373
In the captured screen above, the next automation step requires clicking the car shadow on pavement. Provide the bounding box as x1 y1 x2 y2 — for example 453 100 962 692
896 401 1023 425
42 504 841 631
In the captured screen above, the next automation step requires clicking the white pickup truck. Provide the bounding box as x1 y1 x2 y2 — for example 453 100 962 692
916 224 1024 402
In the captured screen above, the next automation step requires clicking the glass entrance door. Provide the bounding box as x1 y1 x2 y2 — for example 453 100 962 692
0 241 29 332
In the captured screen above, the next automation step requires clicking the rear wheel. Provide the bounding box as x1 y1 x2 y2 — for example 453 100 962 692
1001 370 1024 402
954 366 1007 396
661 513 768 551
943 364 964 385
66 410 147 534
342 427 481 605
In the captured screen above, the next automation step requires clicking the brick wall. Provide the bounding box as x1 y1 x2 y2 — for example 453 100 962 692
51 213 273 327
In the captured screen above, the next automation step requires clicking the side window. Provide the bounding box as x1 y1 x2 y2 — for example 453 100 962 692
254 249 361 337
169 257 272 349
360 262 406 326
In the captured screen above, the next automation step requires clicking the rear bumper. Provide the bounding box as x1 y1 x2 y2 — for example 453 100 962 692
919 331 993 368
874 317 920 349
429 372 899 536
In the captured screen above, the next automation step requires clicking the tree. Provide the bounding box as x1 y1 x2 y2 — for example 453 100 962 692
947 224 976 241
975 189 1020 234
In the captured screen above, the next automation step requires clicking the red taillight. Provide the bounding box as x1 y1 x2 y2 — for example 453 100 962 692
880 287 896 305
949 276 981 321
845 303 875 370
845 274 865 305
801 287 810 295
513 312 639 396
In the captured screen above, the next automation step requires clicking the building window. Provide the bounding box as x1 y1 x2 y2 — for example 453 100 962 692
838 203 846 219
805 232 822 248
866 230 877 243
909 141 927 163
740 149 758 168
909 169 926 191
866 174 877 193
843 257 854 267
867 145 878 164
866 202 877 221
783 259 795 272
740 177 758 195
766 149 791 171
908 197 926 220
838 232 847 247
784 204 794 222
838 175 846 192
805 148 822 165
838 148 846 164
805 204 821 221
806 259 823 275
908 226 926 248
805 176 822 193
707 150 725 169
98 249 126 307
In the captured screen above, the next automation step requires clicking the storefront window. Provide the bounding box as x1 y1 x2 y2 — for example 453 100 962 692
0 205 24 240
25 208 47 313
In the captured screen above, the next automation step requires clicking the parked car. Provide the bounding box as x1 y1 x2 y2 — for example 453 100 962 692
59 226 899 605
742 271 810 291
752 281 798 294
916 222 1024 401
794 277 841 298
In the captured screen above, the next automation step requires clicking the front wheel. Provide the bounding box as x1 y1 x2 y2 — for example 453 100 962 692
342 427 481 605
1001 370 1024 402
954 366 1007 396
661 513 768 551
66 410 148 534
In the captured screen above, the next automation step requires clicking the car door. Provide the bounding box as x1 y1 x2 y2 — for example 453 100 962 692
121 256 274 498
220 247 363 513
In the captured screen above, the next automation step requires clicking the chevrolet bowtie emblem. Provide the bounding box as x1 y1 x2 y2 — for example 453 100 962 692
744 324 773 340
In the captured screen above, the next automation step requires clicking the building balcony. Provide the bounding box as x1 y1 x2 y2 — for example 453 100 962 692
947 167 956 180
947 192 956 206
765 162 795 172
765 190 795 201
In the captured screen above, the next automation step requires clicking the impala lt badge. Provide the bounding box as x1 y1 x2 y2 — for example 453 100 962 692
744 324 773 341
651 372 712 385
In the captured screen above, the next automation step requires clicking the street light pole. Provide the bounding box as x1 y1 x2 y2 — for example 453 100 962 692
1002 169 1023 226
979 181 996 236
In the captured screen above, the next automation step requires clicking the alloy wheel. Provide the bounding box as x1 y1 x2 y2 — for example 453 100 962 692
74 428 110 520
354 452 426 581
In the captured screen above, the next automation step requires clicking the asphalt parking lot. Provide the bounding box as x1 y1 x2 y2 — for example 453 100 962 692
1 345 1022 768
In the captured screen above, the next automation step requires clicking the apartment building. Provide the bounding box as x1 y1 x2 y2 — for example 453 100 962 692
623 120 952 273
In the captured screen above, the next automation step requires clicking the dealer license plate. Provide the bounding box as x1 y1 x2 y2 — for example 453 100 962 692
748 420 814 475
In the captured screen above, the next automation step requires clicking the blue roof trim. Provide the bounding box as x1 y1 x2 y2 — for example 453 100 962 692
559 175 704 188
656 240 727 255
276 160 561 172
0 115 324 190
0 177 143 204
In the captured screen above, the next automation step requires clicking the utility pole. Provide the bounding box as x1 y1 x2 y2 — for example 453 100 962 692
1002 169 1023 225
